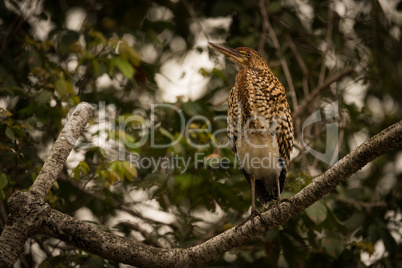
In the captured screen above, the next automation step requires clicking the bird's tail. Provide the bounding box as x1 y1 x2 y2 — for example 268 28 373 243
255 179 270 208
255 165 287 207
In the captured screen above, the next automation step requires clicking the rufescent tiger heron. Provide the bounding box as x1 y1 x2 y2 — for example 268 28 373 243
208 42 294 228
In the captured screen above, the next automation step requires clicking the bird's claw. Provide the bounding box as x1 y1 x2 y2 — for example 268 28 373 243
235 209 268 235
272 198 292 222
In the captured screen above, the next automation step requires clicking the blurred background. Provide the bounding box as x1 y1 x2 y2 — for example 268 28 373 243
0 0 401 266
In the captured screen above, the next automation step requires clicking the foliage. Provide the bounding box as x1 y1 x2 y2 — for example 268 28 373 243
0 0 401 266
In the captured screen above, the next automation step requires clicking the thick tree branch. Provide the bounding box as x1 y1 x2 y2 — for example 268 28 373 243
0 103 94 267
0 101 401 267
35 119 402 266
31 103 95 200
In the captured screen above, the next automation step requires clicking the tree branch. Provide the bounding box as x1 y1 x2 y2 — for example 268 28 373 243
335 196 387 212
0 103 94 267
292 67 355 120
35 119 402 266
31 103 94 200
318 0 335 86
285 34 310 96
1 101 401 267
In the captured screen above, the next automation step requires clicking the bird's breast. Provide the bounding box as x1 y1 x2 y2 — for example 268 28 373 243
236 130 281 183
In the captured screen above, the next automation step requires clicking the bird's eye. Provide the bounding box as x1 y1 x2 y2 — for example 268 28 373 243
247 53 251 58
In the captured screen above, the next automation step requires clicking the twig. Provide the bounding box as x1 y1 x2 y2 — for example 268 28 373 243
283 35 311 167
58 175 166 226
32 236 52 258
318 0 335 85
335 196 387 211
285 34 310 96
285 35 309 77
292 67 354 120
181 0 209 40
0 15 25 57
118 221 165 248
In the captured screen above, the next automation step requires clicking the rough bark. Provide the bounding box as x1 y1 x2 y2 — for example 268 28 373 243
0 102 401 267
0 103 94 267
31 103 95 200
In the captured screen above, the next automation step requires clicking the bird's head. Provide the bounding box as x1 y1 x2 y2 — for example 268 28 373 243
208 42 268 70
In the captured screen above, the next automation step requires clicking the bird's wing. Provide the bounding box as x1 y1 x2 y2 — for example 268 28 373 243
275 100 294 167
259 75 294 167
227 69 254 153
227 86 239 153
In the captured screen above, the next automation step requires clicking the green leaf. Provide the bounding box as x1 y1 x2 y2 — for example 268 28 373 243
58 30 79 54
0 190 5 200
89 30 107 46
120 42 141 66
198 68 210 77
35 90 54 105
268 1 282 13
55 79 74 98
0 172 8 189
5 127 16 140
174 173 193 189
0 108 12 118
159 127 175 141
182 102 203 117
91 59 104 78
122 161 137 181
38 260 53 268
325 206 348 234
0 173 8 200
354 240 375 255
116 130 136 144
109 161 137 182
73 161 90 180
110 57 134 78
25 117 38 131
305 201 327 224
322 237 344 258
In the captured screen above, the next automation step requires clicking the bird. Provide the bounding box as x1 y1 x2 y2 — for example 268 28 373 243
208 42 294 228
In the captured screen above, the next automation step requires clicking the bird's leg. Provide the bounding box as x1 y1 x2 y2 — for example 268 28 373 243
273 175 292 222
275 175 284 221
235 175 268 234
249 176 269 231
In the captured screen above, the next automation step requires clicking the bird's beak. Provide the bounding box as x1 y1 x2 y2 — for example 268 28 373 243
208 42 246 63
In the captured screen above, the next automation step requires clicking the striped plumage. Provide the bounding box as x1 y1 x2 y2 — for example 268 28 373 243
208 42 294 219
